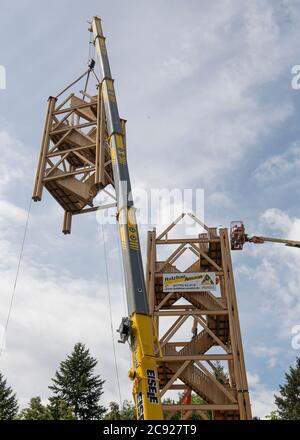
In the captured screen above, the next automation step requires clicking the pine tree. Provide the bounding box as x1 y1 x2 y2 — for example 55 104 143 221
213 361 229 385
0 372 18 420
104 400 135 420
18 397 75 420
48 398 76 420
49 342 105 420
274 356 300 420
19 397 53 420
265 411 279 420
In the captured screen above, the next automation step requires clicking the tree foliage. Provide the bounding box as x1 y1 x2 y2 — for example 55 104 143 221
19 397 52 420
49 342 105 420
265 410 279 420
104 400 135 420
0 372 18 420
19 396 76 420
274 356 300 420
213 361 229 385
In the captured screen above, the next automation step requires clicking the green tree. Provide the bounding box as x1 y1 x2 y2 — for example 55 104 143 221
213 361 229 385
48 398 76 420
190 393 212 420
163 393 211 420
19 396 75 420
18 396 76 420
49 342 105 420
274 356 300 419
265 410 279 420
104 400 135 420
19 397 53 420
0 372 18 420
162 397 181 420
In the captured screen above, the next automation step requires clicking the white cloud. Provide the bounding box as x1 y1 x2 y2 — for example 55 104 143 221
250 345 280 369
261 208 293 234
126 0 297 189
247 372 276 419
242 208 300 339
251 388 276 419
0 131 26 196
254 143 300 185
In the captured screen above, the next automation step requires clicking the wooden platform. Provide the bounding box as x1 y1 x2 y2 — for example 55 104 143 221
32 90 119 231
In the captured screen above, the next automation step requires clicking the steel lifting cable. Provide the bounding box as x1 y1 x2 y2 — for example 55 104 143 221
0 197 32 358
87 25 95 66
100 215 123 408
55 69 91 99
56 31 98 100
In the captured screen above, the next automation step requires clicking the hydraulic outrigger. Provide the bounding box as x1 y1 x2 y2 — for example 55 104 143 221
32 16 163 420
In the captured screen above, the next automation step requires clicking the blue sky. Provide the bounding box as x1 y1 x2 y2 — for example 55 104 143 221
1 0 300 418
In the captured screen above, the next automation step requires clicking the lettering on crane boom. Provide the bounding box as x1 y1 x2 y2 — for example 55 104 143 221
115 134 126 164
137 392 144 420
106 80 117 103
136 370 159 420
146 369 159 404
119 214 140 251
128 217 140 250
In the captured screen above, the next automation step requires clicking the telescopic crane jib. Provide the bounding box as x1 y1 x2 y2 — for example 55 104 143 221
32 16 163 420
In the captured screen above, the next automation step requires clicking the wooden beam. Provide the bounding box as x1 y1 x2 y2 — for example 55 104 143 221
156 213 185 240
189 242 222 272
43 166 95 182
187 212 209 231
32 96 57 201
51 121 95 135
195 315 231 354
160 316 189 348
158 243 186 273
160 361 190 397
47 143 96 158
196 361 237 403
155 291 175 311
156 238 219 245
163 354 233 361
53 100 97 115
95 85 104 186
162 404 239 411
155 310 228 316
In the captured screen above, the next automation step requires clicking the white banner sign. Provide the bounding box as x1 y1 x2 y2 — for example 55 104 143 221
163 272 216 292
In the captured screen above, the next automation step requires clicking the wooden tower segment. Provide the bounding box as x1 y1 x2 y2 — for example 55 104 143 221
146 214 252 420
32 87 121 233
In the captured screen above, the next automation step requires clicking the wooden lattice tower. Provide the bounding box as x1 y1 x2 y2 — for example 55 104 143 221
146 213 252 420
32 87 119 232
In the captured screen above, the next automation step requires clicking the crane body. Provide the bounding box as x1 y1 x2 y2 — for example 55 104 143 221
91 17 163 419
32 16 163 420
